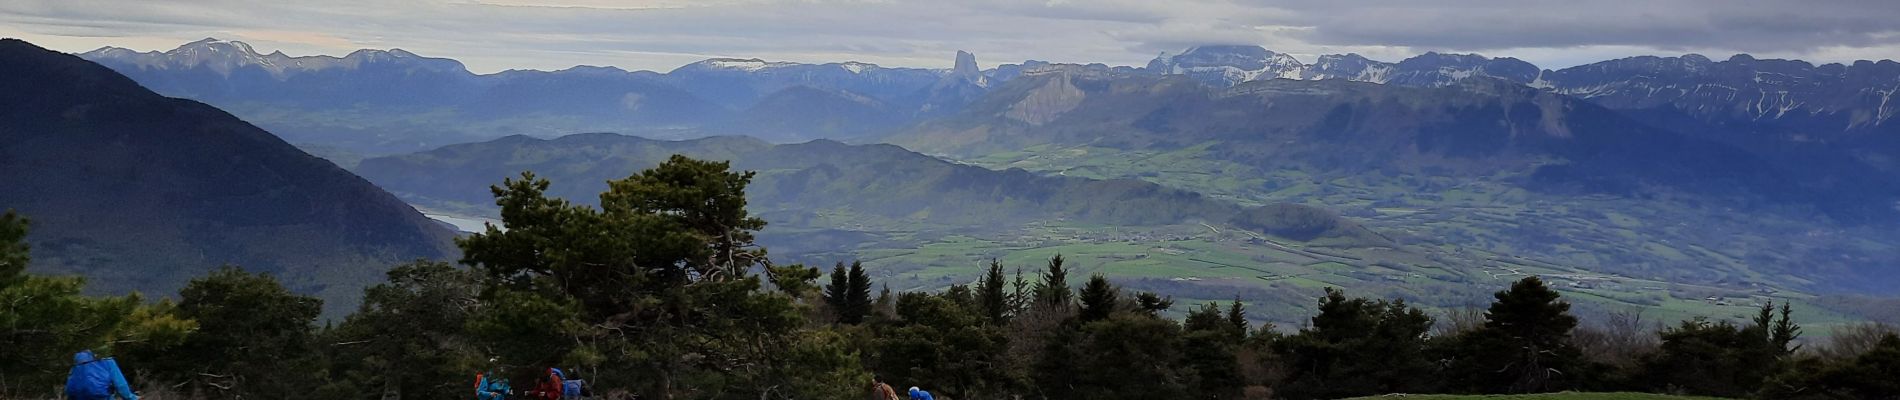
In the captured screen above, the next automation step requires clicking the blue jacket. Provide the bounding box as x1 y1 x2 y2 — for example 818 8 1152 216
908 387 934 400
67 350 137 400
476 372 511 400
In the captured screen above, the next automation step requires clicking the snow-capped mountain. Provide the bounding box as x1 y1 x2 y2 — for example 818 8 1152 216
1145 45 1306 86
1539 54 1900 135
1144 45 1900 146
1143 46 1537 88
1140 44 1900 204
83 38 469 78
80 38 481 111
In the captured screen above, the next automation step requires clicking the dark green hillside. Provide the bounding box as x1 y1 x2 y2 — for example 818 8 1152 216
356 133 1244 228
0 39 458 313
1233 204 1390 245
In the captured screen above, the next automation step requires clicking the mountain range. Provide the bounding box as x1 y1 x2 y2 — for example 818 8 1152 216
18 37 1900 324
1142 46 1900 193
81 41 1900 177
892 67 1789 200
80 39 992 153
0 39 459 314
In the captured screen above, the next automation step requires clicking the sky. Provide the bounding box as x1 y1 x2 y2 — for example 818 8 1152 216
3 0 1899 74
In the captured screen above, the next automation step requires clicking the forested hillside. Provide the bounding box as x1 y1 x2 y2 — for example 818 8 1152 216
0 39 457 314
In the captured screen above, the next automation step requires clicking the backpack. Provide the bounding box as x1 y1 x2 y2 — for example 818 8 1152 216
562 379 584 398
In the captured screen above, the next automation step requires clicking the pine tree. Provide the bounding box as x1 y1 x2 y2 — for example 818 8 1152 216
1275 288 1435 399
322 261 483 400
977 259 1009 325
1184 302 1226 333
147 267 323 398
1186 300 1247 399
1008 268 1032 314
1751 301 1776 343
845 260 873 324
457 157 856 399
1474 276 1583 393
1772 302 1802 354
1035 254 1072 306
1071 315 1191 400
1078 274 1118 322
823 262 850 321
1135 292 1174 316
1226 297 1249 340
1638 318 1764 397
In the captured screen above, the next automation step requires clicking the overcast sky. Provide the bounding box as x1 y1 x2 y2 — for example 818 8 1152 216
4 0 1898 74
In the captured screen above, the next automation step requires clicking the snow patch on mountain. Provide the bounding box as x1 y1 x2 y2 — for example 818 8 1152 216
80 37 470 79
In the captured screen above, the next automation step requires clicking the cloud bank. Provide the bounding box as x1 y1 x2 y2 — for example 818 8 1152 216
2 0 1896 73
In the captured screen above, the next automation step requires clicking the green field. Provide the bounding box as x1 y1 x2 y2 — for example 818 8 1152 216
1341 393 1729 400
748 213 1869 333
944 141 1894 331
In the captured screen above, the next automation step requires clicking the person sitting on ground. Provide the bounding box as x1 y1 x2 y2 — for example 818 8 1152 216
66 350 137 400
526 368 565 400
560 369 586 400
475 370 508 400
870 375 899 400
907 386 934 400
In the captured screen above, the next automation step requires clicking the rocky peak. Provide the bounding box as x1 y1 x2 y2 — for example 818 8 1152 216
954 50 981 77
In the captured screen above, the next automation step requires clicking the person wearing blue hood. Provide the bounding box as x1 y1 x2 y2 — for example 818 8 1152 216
65 350 137 400
906 386 934 400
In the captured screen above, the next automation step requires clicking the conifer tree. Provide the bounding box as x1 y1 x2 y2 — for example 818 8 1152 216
1226 297 1249 340
1472 276 1584 393
823 262 850 320
977 259 1009 325
1772 302 1802 354
1078 274 1118 322
1135 292 1174 316
1275 288 1434 399
846 260 873 324
1184 302 1226 333
1035 254 1072 306
1008 268 1032 313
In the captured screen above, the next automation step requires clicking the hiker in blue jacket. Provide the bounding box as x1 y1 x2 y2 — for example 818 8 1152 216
907 386 934 400
476 371 510 400
66 350 137 400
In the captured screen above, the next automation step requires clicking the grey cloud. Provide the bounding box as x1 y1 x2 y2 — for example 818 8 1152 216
2 0 1897 73
1280 0 1900 53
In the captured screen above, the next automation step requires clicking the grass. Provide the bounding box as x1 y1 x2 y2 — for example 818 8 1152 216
1341 393 1730 400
